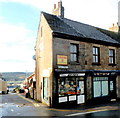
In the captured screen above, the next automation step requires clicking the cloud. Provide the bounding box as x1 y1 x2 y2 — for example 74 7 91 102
0 0 119 29
0 22 35 72
0 0 58 12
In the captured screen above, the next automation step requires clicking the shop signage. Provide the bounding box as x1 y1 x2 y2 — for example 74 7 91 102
94 73 110 76
58 66 68 69
77 95 85 104
69 95 76 101
57 55 68 65
60 73 85 77
59 97 67 103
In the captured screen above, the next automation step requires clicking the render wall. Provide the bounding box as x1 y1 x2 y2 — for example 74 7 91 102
36 14 53 106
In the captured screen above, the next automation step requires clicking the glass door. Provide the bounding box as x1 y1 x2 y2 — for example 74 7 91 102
76 77 85 104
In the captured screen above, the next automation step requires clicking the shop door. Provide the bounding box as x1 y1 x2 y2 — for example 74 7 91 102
43 77 48 102
77 79 85 104
109 76 116 98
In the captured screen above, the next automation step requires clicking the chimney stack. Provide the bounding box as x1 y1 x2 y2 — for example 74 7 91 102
52 1 64 18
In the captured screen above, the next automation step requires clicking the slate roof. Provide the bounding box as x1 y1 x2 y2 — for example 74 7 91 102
42 12 120 46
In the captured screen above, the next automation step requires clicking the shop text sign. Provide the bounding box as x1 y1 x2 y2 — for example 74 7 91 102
60 73 85 77
57 55 68 65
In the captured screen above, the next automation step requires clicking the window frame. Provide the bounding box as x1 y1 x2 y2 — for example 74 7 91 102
70 43 79 63
92 46 100 65
93 77 109 98
109 49 115 65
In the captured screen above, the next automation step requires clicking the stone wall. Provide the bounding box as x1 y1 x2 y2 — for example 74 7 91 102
53 37 119 71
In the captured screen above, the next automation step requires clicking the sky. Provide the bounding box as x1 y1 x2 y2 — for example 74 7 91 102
0 0 119 72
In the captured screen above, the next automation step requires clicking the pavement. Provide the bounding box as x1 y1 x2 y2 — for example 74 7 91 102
18 93 120 114
17 93 46 107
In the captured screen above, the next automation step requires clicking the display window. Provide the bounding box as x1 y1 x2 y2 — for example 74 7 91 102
58 77 84 96
58 77 76 96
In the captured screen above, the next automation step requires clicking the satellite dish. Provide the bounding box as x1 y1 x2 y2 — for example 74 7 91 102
32 55 36 60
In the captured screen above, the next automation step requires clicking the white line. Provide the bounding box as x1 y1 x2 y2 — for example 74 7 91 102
65 109 110 116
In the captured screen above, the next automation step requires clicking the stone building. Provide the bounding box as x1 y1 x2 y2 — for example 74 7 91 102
35 1 120 107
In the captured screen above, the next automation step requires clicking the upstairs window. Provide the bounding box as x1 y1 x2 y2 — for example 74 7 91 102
70 44 79 62
93 46 100 64
109 49 115 64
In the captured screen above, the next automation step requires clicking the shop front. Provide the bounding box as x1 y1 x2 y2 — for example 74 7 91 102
54 70 120 107
54 70 88 107
92 71 118 102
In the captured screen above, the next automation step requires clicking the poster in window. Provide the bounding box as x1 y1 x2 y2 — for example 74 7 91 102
57 55 68 65
77 81 84 94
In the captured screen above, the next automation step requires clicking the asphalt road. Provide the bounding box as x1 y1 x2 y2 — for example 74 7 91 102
1 93 120 117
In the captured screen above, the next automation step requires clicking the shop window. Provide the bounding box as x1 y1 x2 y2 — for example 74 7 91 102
93 77 108 97
58 77 84 96
109 49 115 64
93 46 100 64
58 77 76 96
70 44 79 62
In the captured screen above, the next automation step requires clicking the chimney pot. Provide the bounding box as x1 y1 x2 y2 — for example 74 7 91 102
58 1 61 7
54 4 56 9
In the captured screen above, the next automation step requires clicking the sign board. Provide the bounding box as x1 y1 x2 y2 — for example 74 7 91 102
59 97 67 103
59 73 85 77
57 55 68 65
77 95 85 104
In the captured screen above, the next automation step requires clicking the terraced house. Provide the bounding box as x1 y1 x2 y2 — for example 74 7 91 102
35 1 120 107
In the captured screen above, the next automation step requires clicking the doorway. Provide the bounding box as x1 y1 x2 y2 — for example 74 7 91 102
109 76 116 98
43 77 49 102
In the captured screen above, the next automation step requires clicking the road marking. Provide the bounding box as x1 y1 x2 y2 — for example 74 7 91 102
65 108 118 116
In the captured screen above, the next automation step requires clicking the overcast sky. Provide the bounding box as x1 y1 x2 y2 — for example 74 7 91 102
0 0 119 72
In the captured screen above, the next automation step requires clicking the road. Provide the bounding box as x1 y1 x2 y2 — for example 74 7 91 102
1 93 120 117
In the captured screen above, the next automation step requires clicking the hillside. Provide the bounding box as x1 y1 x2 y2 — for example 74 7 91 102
2 72 33 81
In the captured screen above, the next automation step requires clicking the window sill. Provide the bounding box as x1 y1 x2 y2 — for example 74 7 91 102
69 62 80 65
108 64 116 66
92 63 101 66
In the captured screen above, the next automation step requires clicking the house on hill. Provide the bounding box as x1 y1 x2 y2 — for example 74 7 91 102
35 1 120 107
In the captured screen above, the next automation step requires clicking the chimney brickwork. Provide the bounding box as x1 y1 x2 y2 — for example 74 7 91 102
52 1 64 18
